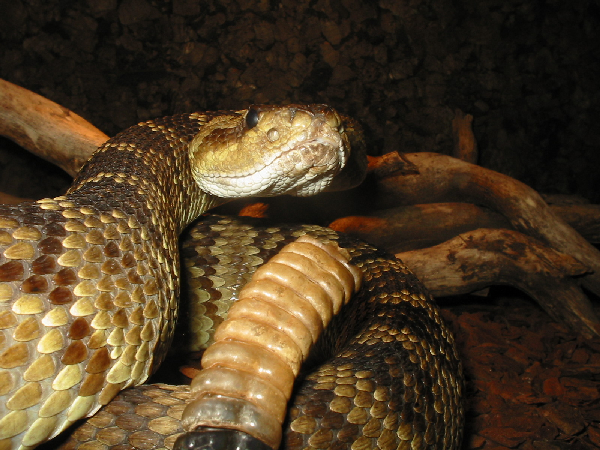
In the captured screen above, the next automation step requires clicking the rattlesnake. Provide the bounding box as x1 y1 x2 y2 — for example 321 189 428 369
0 104 463 449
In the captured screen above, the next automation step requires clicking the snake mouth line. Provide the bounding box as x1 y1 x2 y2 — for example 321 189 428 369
196 134 348 198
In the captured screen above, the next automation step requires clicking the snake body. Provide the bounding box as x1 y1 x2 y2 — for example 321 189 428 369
0 105 463 449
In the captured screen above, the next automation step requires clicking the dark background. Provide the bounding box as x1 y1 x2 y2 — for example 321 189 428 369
1 0 599 202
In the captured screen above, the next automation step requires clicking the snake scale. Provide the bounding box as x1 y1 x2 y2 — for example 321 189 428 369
0 105 463 450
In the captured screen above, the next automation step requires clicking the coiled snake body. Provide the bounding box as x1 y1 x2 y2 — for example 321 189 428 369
0 105 463 449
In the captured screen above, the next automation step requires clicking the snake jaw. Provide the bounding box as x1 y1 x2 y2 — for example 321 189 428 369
189 105 351 199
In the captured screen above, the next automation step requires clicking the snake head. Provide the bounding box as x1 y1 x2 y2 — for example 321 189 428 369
189 104 356 198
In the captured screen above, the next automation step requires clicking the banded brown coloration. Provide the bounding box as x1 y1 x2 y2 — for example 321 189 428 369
181 236 362 449
0 105 361 450
20 215 464 450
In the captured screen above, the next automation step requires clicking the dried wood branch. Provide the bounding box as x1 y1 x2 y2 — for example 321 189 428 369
374 152 600 297
330 202 600 252
452 109 478 164
0 78 107 177
0 192 30 205
551 204 600 243
398 228 599 338
330 203 510 253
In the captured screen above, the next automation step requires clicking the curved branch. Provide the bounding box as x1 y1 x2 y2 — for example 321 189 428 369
330 203 510 252
452 109 478 164
0 78 107 176
398 228 599 338
0 192 31 204
330 202 600 253
375 152 600 296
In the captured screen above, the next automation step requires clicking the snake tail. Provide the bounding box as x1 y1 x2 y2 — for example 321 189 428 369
178 237 362 449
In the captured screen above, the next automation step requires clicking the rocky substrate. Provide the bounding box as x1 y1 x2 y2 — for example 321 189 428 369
444 291 600 450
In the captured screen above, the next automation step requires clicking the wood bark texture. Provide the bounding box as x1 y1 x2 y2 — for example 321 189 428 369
0 78 107 177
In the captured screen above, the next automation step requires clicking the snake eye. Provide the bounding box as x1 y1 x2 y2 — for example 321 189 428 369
246 108 259 129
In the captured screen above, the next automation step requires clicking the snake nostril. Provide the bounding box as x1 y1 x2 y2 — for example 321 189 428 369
291 110 312 128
